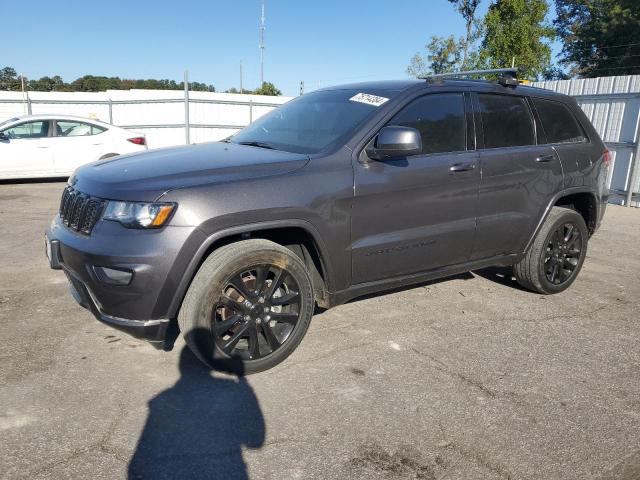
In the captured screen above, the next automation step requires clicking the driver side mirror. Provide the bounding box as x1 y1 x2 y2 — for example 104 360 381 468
365 126 422 161
0 132 7 141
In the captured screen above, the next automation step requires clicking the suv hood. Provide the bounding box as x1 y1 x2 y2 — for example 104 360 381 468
71 142 310 201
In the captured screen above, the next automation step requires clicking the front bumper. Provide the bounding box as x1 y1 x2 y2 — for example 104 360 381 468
45 215 196 348
65 267 170 348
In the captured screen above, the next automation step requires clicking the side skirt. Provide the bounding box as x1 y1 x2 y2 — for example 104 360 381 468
326 253 522 308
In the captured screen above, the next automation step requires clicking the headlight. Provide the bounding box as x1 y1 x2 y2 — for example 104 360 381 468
102 201 176 229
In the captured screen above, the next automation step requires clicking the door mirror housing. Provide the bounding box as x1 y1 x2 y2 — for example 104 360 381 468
366 126 422 161
0 132 7 141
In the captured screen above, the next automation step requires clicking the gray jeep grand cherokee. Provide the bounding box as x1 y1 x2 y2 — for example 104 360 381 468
46 70 609 373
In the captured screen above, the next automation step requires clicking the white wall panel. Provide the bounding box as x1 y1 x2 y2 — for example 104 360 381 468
0 89 292 149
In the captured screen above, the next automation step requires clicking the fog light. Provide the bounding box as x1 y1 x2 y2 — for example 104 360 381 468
94 266 133 286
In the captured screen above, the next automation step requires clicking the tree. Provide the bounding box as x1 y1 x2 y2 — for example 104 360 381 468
408 36 464 76
0 67 21 91
0 66 218 92
555 0 640 77
479 0 555 79
253 82 281 96
225 87 252 94
28 75 66 92
408 1 483 77
448 0 482 69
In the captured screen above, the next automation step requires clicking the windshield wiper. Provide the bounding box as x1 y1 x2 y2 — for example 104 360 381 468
237 141 275 150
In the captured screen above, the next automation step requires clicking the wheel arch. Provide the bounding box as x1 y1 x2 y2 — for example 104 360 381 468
523 187 599 254
165 220 334 319
553 191 598 234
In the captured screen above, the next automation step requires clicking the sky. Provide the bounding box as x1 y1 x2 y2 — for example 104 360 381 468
1 0 559 97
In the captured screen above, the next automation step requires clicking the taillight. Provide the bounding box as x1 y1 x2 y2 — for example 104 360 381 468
602 149 611 167
127 136 146 146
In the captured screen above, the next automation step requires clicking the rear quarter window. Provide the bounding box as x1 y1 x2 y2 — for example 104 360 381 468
478 94 535 149
532 98 587 144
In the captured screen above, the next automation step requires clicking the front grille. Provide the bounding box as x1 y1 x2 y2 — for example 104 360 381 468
59 186 106 235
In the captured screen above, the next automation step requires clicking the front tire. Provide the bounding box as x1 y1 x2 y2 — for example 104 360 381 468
178 239 314 374
513 207 589 294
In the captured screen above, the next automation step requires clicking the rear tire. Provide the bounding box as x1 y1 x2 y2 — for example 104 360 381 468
178 239 314 374
513 207 588 294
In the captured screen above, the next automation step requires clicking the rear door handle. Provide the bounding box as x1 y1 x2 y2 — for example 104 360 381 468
536 154 555 163
449 162 477 172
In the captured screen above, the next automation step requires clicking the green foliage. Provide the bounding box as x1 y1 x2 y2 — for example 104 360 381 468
408 1 483 77
0 67 216 92
408 36 464 76
224 87 253 94
0 67 23 91
448 0 483 69
252 82 282 96
480 0 556 79
555 0 640 77
408 0 556 80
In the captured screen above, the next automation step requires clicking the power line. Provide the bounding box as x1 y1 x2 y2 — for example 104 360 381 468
594 42 640 51
583 64 640 73
593 53 640 60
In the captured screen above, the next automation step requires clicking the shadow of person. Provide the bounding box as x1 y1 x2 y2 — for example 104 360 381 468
128 344 265 480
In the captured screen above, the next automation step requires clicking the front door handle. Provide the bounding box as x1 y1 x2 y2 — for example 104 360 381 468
536 154 555 163
449 162 477 172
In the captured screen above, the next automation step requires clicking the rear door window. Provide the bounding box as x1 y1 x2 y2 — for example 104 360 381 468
532 98 587 144
388 93 466 155
55 121 106 137
477 94 535 149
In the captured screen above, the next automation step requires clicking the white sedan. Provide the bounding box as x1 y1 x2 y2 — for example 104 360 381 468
0 115 147 179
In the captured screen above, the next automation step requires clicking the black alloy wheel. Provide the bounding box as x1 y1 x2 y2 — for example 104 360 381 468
543 222 584 285
178 239 314 374
513 206 589 294
213 265 302 360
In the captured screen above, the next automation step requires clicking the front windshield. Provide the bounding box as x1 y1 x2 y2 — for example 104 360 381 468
231 89 396 154
0 117 20 129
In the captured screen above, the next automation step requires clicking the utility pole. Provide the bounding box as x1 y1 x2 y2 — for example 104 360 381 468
259 0 265 86
240 60 244 93
184 70 190 145
21 73 28 115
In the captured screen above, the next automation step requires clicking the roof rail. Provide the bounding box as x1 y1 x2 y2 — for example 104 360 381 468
419 68 519 87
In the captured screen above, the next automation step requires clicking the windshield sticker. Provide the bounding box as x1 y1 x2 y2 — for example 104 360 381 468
349 93 389 107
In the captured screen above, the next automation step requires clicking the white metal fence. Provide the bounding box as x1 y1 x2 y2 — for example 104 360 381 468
533 75 640 207
0 89 291 149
